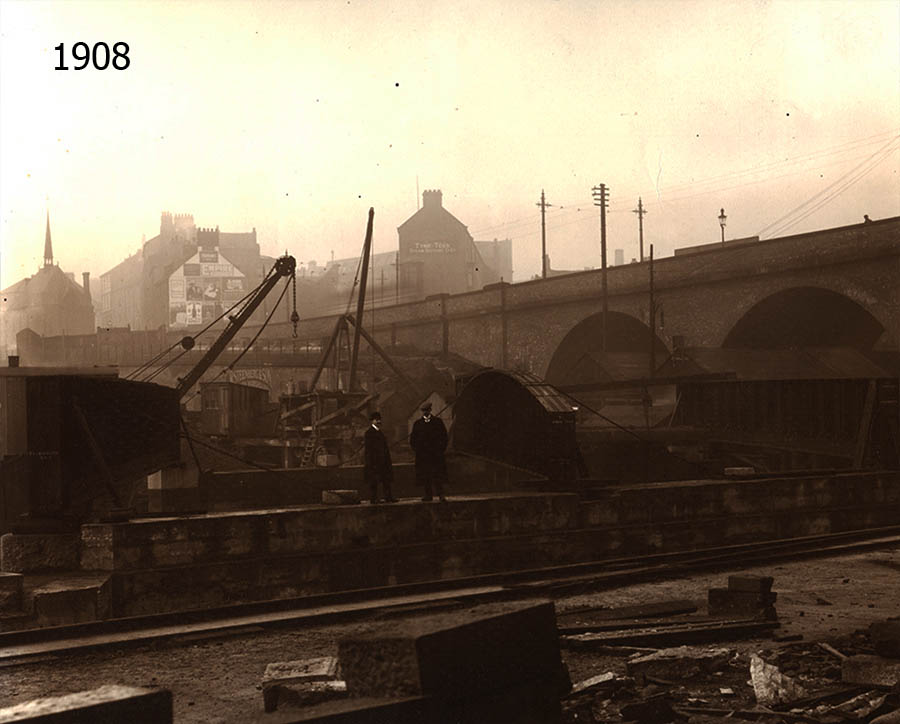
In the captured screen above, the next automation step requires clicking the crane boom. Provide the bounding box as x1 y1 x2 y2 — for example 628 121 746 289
174 254 296 399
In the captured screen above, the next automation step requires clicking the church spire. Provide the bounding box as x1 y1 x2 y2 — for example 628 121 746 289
44 211 53 267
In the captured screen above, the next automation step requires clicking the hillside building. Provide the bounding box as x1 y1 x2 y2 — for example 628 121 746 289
0 214 95 358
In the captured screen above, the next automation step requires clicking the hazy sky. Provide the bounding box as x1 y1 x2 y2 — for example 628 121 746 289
1 0 898 291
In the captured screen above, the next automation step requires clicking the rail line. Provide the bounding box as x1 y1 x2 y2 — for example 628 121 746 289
2 524 899 666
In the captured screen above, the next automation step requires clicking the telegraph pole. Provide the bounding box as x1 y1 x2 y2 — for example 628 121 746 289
592 184 609 351
648 243 655 378
536 189 554 278
632 197 647 262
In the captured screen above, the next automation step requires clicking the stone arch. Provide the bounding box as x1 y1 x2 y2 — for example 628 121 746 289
545 311 669 386
723 287 886 350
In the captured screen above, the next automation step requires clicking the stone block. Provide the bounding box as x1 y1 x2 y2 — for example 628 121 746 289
1 533 79 573
0 572 24 613
0 684 172 723
708 588 777 620
626 646 731 683
842 655 900 688
32 575 111 627
870 620 900 659
728 575 774 593
262 657 341 712
337 601 566 700
322 490 361 505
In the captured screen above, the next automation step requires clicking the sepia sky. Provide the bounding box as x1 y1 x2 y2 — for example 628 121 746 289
1 0 898 291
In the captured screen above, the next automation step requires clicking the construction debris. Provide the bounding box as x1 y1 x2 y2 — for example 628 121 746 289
619 694 687 722
842 654 900 687
557 599 698 624
569 671 619 695
625 646 732 684
749 653 807 705
561 618 780 649
261 657 343 712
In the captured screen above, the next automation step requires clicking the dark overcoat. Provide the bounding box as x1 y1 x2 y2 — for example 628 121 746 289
409 416 448 485
364 425 393 484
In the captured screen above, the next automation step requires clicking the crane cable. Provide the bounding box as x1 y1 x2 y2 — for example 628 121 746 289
181 275 293 405
131 273 274 383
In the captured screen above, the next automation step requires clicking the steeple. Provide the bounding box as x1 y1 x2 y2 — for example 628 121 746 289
43 211 53 267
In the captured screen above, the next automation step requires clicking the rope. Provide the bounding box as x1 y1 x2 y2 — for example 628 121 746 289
181 276 292 404
178 431 282 472
132 275 270 383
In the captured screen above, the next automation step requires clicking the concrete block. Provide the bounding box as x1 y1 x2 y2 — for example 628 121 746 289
728 575 774 593
1 533 79 573
0 684 172 723
870 620 900 659
0 572 24 613
708 588 777 620
626 646 731 683
842 655 900 687
322 490 361 505
338 601 566 700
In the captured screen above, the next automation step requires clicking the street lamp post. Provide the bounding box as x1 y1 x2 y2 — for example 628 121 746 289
718 208 727 244
592 184 609 352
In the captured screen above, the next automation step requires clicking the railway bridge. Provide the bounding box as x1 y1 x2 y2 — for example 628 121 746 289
16 216 900 391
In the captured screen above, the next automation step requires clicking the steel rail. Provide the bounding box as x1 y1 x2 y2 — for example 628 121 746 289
1 524 899 665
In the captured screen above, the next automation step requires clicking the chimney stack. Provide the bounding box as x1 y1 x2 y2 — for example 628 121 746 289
82 272 91 297
422 189 443 209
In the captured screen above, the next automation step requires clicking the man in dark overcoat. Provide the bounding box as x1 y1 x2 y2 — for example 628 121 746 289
409 402 448 502
364 411 396 504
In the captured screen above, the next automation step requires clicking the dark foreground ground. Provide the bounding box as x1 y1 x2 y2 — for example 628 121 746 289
3 545 899 723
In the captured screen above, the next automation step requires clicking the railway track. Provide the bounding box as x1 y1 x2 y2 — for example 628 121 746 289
2 524 899 666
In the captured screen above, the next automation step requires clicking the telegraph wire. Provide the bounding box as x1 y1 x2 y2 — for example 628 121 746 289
467 129 900 239
760 135 900 238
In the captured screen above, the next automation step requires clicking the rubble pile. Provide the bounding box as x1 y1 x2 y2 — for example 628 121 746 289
556 578 900 724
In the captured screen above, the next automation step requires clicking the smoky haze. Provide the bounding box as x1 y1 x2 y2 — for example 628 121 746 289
1 0 898 291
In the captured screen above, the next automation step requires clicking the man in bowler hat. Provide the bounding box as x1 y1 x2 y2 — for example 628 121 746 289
409 401 448 502
364 411 396 504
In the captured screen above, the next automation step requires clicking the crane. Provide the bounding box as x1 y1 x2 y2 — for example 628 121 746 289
174 253 297 399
